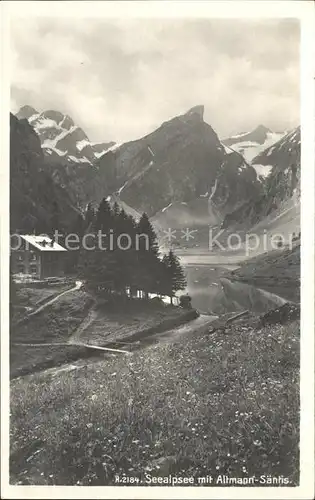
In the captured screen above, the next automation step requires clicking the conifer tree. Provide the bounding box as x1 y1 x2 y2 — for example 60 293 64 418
85 203 95 230
137 212 159 257
110 209 139 297
80 200 110 291
49 199 62 238
73 212 85 239
95 197 113 234
80 201 129 298
51 200 60 229
78 205 186 306
112 201 121 219
110 208 134 294
66 212 85 275
79 246 118 296
156 256 172 297
136 213 160 297
162 249 186 303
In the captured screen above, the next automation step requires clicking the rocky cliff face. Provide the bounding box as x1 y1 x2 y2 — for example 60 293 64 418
10 113 79 234
100 105 262 226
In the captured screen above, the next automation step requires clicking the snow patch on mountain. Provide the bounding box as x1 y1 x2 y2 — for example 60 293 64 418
287 128 300 143
42 145 68 157
76 139 90 151
222 127 285 163
227 132 284 162
252 164 273 178
68 155 92 165
117 181 128 196
106 142 123 153
35 117 62 131
42 125 78 150
92 142 118 158
94 150 106 159
28 113 40 124
209 178 218 200
148 146 155 157
222 144 236 155
162 203 173 213
252 126 300 167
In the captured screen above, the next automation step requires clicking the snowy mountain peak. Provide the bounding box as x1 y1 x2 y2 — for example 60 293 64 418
41 110 75 130
16 106 115 166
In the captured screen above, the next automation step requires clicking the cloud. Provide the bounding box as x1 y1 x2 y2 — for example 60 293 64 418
10 18 300 142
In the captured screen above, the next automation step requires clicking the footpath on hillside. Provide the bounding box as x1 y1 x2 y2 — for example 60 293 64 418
10 287 202 379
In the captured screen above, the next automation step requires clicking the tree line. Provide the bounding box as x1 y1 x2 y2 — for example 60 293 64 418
73 198 187 304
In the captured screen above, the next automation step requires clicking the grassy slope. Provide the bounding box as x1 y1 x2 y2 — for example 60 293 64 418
80 301 197 346
10 318 299 486
16 285 68 308
10 290 95 378
230 244 300 302
10 290 196 378
11 290 94 344
11 284 72 323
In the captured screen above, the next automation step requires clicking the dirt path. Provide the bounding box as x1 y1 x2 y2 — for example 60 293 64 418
15 313 219 380
13 343 70 347
68 305 98 345
71 311 218 353
27 281 83 319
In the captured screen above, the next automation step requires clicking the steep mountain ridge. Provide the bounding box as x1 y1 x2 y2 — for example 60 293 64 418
98 105 262 226
15 104 263 230
16 104 297 237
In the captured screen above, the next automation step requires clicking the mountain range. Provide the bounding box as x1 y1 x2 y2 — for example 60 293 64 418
11 104 300 241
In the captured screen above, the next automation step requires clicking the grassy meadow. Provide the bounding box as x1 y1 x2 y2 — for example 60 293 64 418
10 317 299 485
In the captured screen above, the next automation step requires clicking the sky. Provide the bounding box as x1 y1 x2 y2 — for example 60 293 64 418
10 18 300 143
